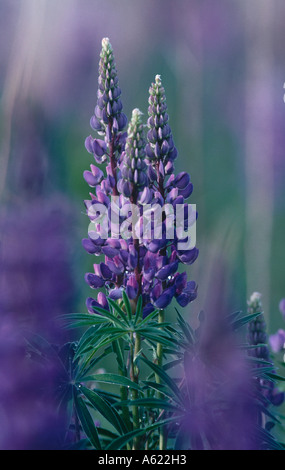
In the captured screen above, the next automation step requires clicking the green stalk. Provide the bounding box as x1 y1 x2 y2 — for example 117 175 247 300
112 339 132 437
156 309 166 450
130 331 141 449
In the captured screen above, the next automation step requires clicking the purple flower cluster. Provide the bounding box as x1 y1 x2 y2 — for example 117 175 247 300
181 310 259 450
82 39 198 315
269 299 285 353
247 293 284 407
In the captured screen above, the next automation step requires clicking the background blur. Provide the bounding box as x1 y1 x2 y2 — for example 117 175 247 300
0 0 285 447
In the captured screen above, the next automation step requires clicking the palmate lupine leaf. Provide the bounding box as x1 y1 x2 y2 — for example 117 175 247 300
96 427 119 442
61 311 127 330
74 326 105 360
138 331 180 349
265 372 285 382
75 324 129 359
255 425 284 450
114 397 183 412
231 311 262 330
122 290 132 322
76 347 113 379
134 308 159 327
56 383 74 438
94 304 130 327
79 372 142 391
94 389 121 405
76 332 128 371
163 358 184 371
142 381 176 401
105 416 181 450
59 313 109 329
133 295 143 325
79 385 127 435
175 309 195 345
140 356 182 404
107 298 130 325
73 391 101 449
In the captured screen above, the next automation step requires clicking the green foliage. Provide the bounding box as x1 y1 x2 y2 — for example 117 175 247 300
32 294 285 450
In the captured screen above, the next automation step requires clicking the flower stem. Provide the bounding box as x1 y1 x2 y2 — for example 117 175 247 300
156 309 166 450
130 331 141 449
112 339 132 435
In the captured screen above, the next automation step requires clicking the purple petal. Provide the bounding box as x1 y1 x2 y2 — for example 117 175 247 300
97 292 109 310
93 139 107 157
86 297 102 314
109 288 123 300
85 136 94 154
156 261 179 281
83 170 99 187
102 246 120 257
147 165 157 181
90 115 102 131
174 172 190 189
85 273 105 288
179 183 193 198
154 286 175 309
100 262 113 280
178 248 199 265
82 238 101 254
142 303 155 318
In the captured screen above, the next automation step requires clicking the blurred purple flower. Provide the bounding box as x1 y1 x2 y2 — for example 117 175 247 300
279 298 285 321
179 309 259 450
0 198 75 342
269 329 285 353
247 293 284 408
0 320 68 449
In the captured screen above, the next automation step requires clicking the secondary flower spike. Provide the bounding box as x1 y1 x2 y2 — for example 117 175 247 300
247 292 284 407
118 108 148 199
141 74 198 309
85 37 127 193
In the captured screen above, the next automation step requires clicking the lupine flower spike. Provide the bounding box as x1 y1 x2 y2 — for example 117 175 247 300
247 292 284 407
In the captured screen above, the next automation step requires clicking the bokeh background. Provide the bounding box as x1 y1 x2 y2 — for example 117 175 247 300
0 0 285 448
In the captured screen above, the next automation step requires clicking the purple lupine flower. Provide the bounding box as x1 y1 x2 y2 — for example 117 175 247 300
0 320 68 449
269 329 285 353
83 46 198 317
247 292 284 407
0 198 75 343
118 108 148 198
141 74 198 310
268 298 285 353
84 106 147 310
84 37 127 196
279 298 285 321
180 309 259 450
